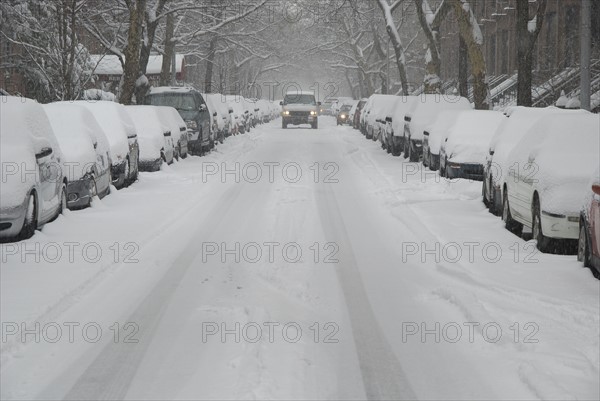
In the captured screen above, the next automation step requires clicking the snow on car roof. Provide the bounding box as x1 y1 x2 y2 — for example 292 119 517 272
149 86 197 95
285 91 315 96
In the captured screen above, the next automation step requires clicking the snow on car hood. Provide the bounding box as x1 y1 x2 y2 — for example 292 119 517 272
407 95 472 141
424 110 463 154
444 111 505 164
74 101 132 164
282 104 317 112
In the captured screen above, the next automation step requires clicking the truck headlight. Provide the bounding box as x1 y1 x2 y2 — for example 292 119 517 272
310 110 317 116
185 120 197 130
283 110 290 115
340 114 346 119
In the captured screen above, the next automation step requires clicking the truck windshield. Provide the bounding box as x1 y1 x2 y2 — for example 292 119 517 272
283 94 316 105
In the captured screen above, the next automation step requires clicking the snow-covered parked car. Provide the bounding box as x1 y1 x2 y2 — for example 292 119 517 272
353 98 368 130
502 113 600 252
125 106 174 171
155 106 188 159
76 101 139 189
439 110 505 180
422 110 463 170
44 103 112 209
225 95 247 134
482 107 580 214
0 97 67 241
385 96 418 156
362 95 399 141
578 167 600 278
203 93 231 143
403 95 471 162
145 87 211 155
359 96 375 136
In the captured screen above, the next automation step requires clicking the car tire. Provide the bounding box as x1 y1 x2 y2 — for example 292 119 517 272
532 198 552 253
502 190 523 236
19 193 37 240
282 121 287 129
312 121 318 129
578 223 591 267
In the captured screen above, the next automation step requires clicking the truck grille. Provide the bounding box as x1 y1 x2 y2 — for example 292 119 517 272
289 111 309 117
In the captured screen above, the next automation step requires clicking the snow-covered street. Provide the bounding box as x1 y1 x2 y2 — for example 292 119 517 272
1 116 598 400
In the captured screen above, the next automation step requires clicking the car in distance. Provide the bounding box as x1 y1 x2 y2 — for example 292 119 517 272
578 168 600 278
337 104 353 125
145 87 211 155
280 91 320 129
1 97 67 241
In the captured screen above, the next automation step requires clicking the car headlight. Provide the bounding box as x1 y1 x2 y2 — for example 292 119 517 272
341 114 346 119
283 110 290 115
310 110 317 116
185 120 197 130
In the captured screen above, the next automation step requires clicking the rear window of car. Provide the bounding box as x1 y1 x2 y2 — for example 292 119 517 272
146 93 198 111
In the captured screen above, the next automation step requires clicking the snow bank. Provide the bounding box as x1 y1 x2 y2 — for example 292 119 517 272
508 113 599 214
125 106 169 162
443 110 506 164
74 101 134 164
43 103 100 181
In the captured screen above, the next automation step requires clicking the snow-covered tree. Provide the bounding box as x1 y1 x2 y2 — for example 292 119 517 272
0 0 94 102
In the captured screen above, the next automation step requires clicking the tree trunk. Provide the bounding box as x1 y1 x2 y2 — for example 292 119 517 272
119 0 147 105
451 0 489 109
160 13 175 86
204 35 218 93
458 35 469 97
414 0 449 94
516 0 546 106
376 0 409 95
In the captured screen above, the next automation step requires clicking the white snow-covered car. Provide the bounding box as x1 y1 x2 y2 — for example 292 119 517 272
125 106 174 172
225 95 248 134
422 110 463 170
502 113 600 252
44 103 112 209
578 167 600 277
482 107 583 215
155 106 189 159
403 95 472 162
386 96 418 156
362 95 399 145
0 96 67 241
203 93 232 143
439 110 506 180
75 101 139 189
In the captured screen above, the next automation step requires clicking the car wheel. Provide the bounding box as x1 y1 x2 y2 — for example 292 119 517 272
282 121 287 129
502 190 523 236
532 198 552 253
578 223 591 267
19 193 37 240
312 121 318 129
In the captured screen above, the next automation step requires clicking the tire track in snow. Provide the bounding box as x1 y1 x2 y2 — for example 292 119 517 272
315 183 416 400
61 183 246 400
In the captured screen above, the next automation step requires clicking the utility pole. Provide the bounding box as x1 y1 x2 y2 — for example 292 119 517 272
581 0 591 111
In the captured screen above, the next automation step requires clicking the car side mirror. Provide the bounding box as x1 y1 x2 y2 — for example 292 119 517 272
423 131 429 136
93 142 98 149
489 149 495 156
279 101 283 106
36 147 53 160
386 116 392 123
317 102 322 106
213 111 217 117
164 131 171 137
200 104 207 112
229 108 233 114
592 184 600 196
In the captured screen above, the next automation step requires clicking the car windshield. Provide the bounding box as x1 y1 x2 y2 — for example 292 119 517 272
147 94 197 111
340 105 352 112
283 94 316 105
